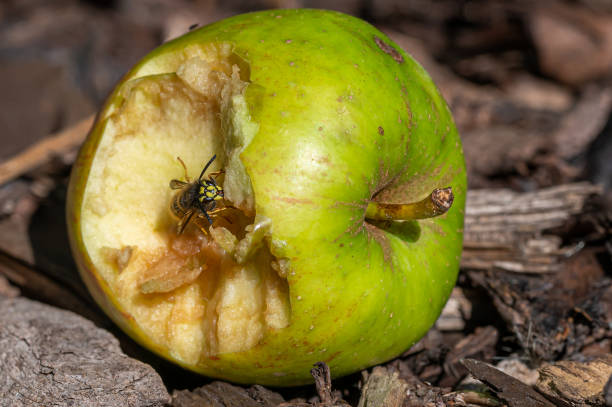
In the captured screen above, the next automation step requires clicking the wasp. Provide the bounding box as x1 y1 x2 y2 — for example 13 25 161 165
169 154 227 234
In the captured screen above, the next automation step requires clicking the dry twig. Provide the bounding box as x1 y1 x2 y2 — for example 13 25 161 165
0 115 93 186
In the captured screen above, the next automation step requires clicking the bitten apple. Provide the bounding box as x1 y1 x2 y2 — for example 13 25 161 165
67 9 466 386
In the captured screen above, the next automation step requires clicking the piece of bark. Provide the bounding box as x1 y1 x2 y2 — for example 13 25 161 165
461 358 555 407
441 326 499 387
172 381 285 407
357 366 409 407
536 355 612 407
361 364 471 407
435 287 472 331
398 328 448 383
462 182 604 273
248 385 288 407
495 357 540 387
553 86 612 160
605 374 612 407
468 247 611 361
0 296 170 407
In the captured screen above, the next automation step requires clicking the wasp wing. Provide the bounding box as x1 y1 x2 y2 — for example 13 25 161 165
170 179 188 190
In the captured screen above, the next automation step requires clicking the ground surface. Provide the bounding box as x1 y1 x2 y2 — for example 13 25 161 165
0 1 611 406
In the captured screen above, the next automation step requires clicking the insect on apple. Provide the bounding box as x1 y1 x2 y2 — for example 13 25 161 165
169 154 229 234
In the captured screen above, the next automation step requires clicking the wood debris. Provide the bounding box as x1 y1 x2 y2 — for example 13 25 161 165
0 1 611 406
536 355 612 407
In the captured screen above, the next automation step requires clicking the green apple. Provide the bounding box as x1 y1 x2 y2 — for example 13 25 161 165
67 9 466 386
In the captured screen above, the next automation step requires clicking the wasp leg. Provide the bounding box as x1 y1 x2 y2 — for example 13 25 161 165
198 200 215 224
176 157 191 182
207 207 231 215
191 217 210 235
196 208 230 228
177 209 196 234
208 169 225 179
204 206 234 224
203 211 213 224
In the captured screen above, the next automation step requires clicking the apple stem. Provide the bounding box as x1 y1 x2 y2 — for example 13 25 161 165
365 187 454 221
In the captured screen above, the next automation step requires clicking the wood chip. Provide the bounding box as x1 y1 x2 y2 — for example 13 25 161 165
536 355 612 407
435 287 472 331
605 374 612 407
172 381 285 407
461 358 555 407
441 326 499 387
495 357 539 387
357 366 409 407
462 182 603 273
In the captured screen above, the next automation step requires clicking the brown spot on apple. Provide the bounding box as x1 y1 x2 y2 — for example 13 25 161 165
374 36 404 64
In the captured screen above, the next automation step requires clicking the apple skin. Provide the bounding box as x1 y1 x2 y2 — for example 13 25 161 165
67 9 466 386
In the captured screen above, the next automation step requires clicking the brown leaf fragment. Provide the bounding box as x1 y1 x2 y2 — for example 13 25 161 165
536 355 612 407
172 381 285 407
461 358 555 407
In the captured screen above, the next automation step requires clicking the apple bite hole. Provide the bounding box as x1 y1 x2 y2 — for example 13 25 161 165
80 45 290 365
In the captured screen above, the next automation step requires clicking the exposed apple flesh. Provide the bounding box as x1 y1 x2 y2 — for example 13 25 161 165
67 9 467 386
80 47 290 361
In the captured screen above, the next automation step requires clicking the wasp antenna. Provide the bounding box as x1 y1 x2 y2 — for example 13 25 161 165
199 154 217 181
176 157 190 182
